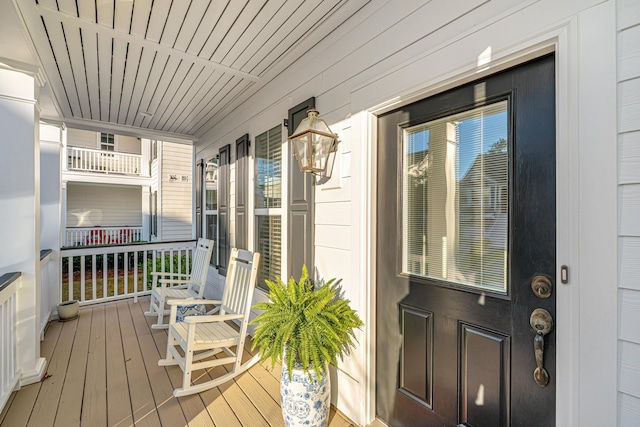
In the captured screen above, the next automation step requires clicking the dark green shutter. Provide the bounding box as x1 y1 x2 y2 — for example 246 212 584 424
287 97 315 280
236 134 249 250
195 159 203 238
218 144 231 275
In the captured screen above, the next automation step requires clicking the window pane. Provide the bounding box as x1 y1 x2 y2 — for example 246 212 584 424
207 214 218 266
100 133 115 151
255 126 282 208
402 101 508 293
256 215 281 290
206 157 218 210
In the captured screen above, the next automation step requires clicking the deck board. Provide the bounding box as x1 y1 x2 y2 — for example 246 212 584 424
0 297 357 427
81 305 107 427
28 316 78 427
54 307 92 427
117 300 162 427
105 303 133 427
127 300 188 427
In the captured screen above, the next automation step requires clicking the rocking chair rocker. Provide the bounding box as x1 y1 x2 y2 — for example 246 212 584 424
145 238 214 329
159 248 260 397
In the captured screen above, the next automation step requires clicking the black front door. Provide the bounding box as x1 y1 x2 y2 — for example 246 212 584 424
376 54 556 427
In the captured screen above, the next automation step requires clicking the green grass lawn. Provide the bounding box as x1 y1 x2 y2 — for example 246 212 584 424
61 268 147 302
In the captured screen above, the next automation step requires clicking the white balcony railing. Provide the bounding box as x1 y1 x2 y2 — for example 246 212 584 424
60 240 197 306
67 146 142 176
65 226 144 247
0 273 20 413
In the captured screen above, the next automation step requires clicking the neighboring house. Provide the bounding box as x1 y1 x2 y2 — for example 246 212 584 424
61 128 193 246
0 1 637 427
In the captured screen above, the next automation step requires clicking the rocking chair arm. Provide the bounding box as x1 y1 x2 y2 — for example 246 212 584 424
150 272 190 278
158 278 199 286
184 313 243 323
167 299 222 306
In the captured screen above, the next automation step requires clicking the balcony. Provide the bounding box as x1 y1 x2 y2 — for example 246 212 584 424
0 297 356 427
67 146 142 176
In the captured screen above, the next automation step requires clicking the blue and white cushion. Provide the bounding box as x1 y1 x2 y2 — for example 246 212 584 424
175 303 207 322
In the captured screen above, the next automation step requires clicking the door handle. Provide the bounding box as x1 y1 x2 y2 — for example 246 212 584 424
529 308 553 387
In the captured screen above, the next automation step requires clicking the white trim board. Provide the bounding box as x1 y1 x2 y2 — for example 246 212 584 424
358 8 618 427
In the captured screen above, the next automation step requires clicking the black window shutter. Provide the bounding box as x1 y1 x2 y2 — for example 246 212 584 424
218 144 231 275
287 97 315 281
195 159 203 238
235 134 249 250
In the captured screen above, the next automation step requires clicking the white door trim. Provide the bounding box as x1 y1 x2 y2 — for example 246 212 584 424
360 9 618 426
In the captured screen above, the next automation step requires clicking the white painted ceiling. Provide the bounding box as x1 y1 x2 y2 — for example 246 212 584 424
8 0 368 140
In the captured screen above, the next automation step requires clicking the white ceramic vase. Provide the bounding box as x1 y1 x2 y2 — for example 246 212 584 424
280 365 330 427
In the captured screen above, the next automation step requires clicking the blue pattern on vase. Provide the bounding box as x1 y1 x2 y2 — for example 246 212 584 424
280 366 330 427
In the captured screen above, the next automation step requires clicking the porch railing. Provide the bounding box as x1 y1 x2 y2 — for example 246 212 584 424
0 272 20 413
67 146 141 176
60 240 197 306
40 250 53 340
65 226 144 247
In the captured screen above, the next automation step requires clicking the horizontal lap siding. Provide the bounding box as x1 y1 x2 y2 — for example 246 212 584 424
66 183 141 227
618 0 640 421
116 135 141 155
67 128 97 149
160 142 193 240
194 1 620 424
67 128 142 154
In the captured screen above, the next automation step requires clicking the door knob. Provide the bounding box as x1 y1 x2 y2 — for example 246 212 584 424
529 308 553 387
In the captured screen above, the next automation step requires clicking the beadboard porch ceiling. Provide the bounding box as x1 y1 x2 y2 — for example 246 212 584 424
11 0 369 139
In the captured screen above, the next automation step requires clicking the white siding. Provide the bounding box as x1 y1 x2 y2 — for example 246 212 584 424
160 141 193 240
66 127 96 149
117 135 141 154
66 183 141 227
619 0 640 422
194 0 620 424
66 128 141 154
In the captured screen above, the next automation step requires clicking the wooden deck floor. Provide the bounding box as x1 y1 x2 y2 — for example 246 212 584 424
0 297 356 427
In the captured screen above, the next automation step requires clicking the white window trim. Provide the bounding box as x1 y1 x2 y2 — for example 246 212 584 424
96 132 118 151
251 124 289 292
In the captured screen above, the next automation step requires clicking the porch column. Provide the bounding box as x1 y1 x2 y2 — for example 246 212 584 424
0 66 46 385
142 185 150 241
40 122 62 317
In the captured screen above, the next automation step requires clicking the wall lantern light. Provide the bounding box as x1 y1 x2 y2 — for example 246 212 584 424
290 109 338 175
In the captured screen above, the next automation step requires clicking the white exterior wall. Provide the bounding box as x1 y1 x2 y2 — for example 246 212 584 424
195 1 622 426
66 127 141 154
66 127 95 149
160 141 193 241
617 0 640 423
66 183 142 227
117 135 140 154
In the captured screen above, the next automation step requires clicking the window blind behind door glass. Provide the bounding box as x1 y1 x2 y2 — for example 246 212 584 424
402 101 508 293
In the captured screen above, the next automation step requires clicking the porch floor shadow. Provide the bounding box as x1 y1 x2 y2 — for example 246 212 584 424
0 297 356 427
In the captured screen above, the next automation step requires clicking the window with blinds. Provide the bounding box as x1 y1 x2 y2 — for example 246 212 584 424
256 216 282 290
205 156 219 266
255 125 283 290
402 101 509 293
255 126 282 209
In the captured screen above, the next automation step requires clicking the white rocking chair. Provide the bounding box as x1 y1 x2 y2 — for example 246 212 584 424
159 248 260 397
144 238 214 329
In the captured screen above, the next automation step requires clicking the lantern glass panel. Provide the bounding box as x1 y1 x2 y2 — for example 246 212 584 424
293 135 311 170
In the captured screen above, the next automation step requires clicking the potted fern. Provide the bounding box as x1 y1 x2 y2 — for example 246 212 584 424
250 265 363 427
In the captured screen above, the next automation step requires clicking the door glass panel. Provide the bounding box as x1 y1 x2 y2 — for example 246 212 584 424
402 101 508 292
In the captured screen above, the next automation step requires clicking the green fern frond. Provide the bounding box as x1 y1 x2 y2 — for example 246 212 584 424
249 265 363 380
